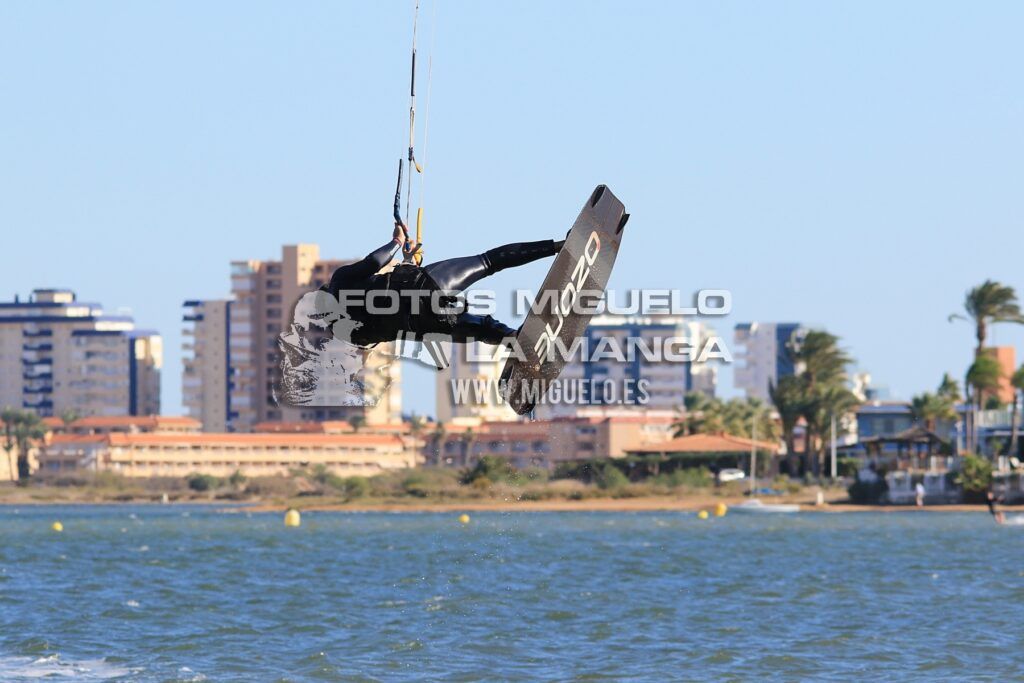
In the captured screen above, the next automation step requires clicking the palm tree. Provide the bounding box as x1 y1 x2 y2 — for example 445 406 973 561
967 354 1002 455
937 373 960 402
1 407 19 481
1 409 47 481
1008 365 1024 459
59 409 80 431
672 392 722 436
802 384 860 476
967 355 1002 408
788 330 854 475
950 280 1024 355
769 376 804 474
348 414 366 433
458 428 476 467
429 421 447 466
910 392 956 432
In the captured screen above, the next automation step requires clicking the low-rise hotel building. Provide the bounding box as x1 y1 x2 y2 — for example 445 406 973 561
35 415 421 477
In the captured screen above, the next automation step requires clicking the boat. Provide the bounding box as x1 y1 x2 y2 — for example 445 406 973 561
731 499 800 514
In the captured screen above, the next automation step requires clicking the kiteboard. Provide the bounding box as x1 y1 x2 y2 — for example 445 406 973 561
501 185 628 415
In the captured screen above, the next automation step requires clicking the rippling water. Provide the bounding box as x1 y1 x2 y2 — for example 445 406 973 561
1 506 1022 681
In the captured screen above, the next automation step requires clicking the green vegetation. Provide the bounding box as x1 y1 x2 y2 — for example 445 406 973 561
672 393 779 442
0 454 804 506
767 330 860 478
954 454 993 503
1 408 47 481
847 477 887 504
950 280 1024 454
1009 364 1024 457
186 473 221 492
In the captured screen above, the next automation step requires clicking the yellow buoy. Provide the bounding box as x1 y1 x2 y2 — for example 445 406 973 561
458 514 470 525
714 503 728 517
283 509 301 527
51 521 64 532
697 510 709 520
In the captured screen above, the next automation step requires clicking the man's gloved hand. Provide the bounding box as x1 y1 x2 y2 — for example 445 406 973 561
393 221 408 245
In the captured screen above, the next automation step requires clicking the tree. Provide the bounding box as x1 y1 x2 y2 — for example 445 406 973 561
59 409 80 430
954 453 993 503
348 414 366 433
937 373 961 402
769 376 804 474
1 409 47 481
672 392 722 436
802 384 860 477
673 394 779 443
1008 365 1024 458
950 280 1023 355
458 428 476 467
429 421 447 466
786 330 857 476
910 391 956 432
407 414 426 448
1 407 18 481
967 354 1002 412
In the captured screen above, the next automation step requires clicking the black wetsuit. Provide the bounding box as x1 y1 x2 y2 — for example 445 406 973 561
321 238 563 347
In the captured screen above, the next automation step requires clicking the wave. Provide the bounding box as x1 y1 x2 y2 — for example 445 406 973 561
0 654 136 681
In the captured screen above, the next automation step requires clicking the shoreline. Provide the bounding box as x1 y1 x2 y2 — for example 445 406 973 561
0 494 999 514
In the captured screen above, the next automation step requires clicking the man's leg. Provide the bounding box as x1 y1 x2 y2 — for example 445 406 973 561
449 312 518 345
423 239 564 293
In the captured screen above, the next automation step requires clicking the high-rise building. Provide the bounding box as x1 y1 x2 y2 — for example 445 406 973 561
182 300 231 432
0 289 161 417
538 314 718 418
436 314 718 421
184 244 401 432
733 322 806 401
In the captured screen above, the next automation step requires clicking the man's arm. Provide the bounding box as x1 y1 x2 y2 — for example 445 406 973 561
324 227 405 295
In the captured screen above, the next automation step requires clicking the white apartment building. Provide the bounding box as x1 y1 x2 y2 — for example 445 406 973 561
733 322 806 401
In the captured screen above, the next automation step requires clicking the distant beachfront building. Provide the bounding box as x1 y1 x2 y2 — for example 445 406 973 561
427 415 676 468
733 322 805 401
0 289 161 418
182 300 232 432
183 244 401 432
437 314 718 421
35 415 420 477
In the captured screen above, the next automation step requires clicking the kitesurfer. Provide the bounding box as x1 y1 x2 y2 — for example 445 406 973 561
319 223 563 347
986 491 1006 525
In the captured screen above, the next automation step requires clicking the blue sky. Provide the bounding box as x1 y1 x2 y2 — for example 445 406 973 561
1 1 1022 417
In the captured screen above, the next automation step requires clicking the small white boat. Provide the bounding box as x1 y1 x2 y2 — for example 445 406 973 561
731 498 800 514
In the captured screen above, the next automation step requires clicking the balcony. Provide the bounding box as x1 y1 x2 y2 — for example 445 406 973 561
22 399 54 410
23 371 53 381
22 328 53 338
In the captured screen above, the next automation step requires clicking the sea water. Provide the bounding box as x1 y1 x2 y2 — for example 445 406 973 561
1 506 1022 681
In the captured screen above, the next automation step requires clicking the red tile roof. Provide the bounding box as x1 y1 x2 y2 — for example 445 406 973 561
71 415 201 430
252 420 353 433
628 432 779 454
106 433 405 448
47 434 109 445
